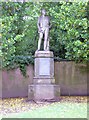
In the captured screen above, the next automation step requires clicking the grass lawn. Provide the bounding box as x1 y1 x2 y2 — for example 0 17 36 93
3 102 87 118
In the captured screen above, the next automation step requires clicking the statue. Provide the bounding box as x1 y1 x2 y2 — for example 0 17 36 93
37 9 51 51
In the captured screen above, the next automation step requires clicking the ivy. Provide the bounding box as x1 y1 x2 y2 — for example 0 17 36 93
1 2 89 76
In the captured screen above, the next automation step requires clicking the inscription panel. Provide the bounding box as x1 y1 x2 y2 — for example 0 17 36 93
39 58 50 75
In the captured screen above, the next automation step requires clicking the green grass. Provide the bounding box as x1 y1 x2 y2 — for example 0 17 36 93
3 102 87 118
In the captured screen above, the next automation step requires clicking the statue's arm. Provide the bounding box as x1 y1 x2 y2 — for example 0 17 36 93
37 17 40 30
49 17 52 29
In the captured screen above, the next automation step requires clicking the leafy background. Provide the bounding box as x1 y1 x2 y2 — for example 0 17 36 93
1 2 89 75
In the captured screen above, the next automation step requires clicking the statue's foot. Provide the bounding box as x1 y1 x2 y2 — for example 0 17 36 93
44 49 49 51
36 49 40 51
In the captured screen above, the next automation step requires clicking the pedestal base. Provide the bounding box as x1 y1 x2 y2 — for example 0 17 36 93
33 77 55 84
28 84 60 102
28 51 60 102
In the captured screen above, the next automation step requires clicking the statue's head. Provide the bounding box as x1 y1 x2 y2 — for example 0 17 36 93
41 9 46 15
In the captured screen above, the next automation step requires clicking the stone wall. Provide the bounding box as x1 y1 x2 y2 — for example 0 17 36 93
1 61 88 98
55 61 88 96
1 65 33 98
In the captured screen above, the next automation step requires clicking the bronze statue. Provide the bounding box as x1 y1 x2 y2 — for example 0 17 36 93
37 9 51 51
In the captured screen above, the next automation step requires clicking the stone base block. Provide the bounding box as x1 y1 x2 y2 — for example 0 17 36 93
34 51 54 78
28 84 60 102
33 77 55 84
35 51 53 57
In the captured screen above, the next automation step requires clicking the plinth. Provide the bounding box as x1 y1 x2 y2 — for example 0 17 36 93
28 51 60 102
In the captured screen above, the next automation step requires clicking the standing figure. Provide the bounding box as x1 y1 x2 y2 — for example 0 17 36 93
37 9 51 51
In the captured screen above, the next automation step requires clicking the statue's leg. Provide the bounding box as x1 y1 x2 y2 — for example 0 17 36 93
44 28 49 50
47 38 49 50
37 32 43 50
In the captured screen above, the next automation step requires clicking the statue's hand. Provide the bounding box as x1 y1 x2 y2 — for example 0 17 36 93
49 24 52 29
38 28 41 32
38 28 43 33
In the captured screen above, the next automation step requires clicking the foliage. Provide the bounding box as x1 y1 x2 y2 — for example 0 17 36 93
1 2 89 75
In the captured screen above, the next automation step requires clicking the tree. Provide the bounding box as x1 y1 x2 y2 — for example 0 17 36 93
1 2 88 75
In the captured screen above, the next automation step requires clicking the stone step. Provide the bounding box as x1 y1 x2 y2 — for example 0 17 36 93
33 77 55 84
28 84 60 102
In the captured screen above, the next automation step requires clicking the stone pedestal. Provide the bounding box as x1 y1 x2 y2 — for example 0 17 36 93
28 51 60 102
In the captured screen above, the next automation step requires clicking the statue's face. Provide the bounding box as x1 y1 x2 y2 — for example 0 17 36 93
41 9 46 15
